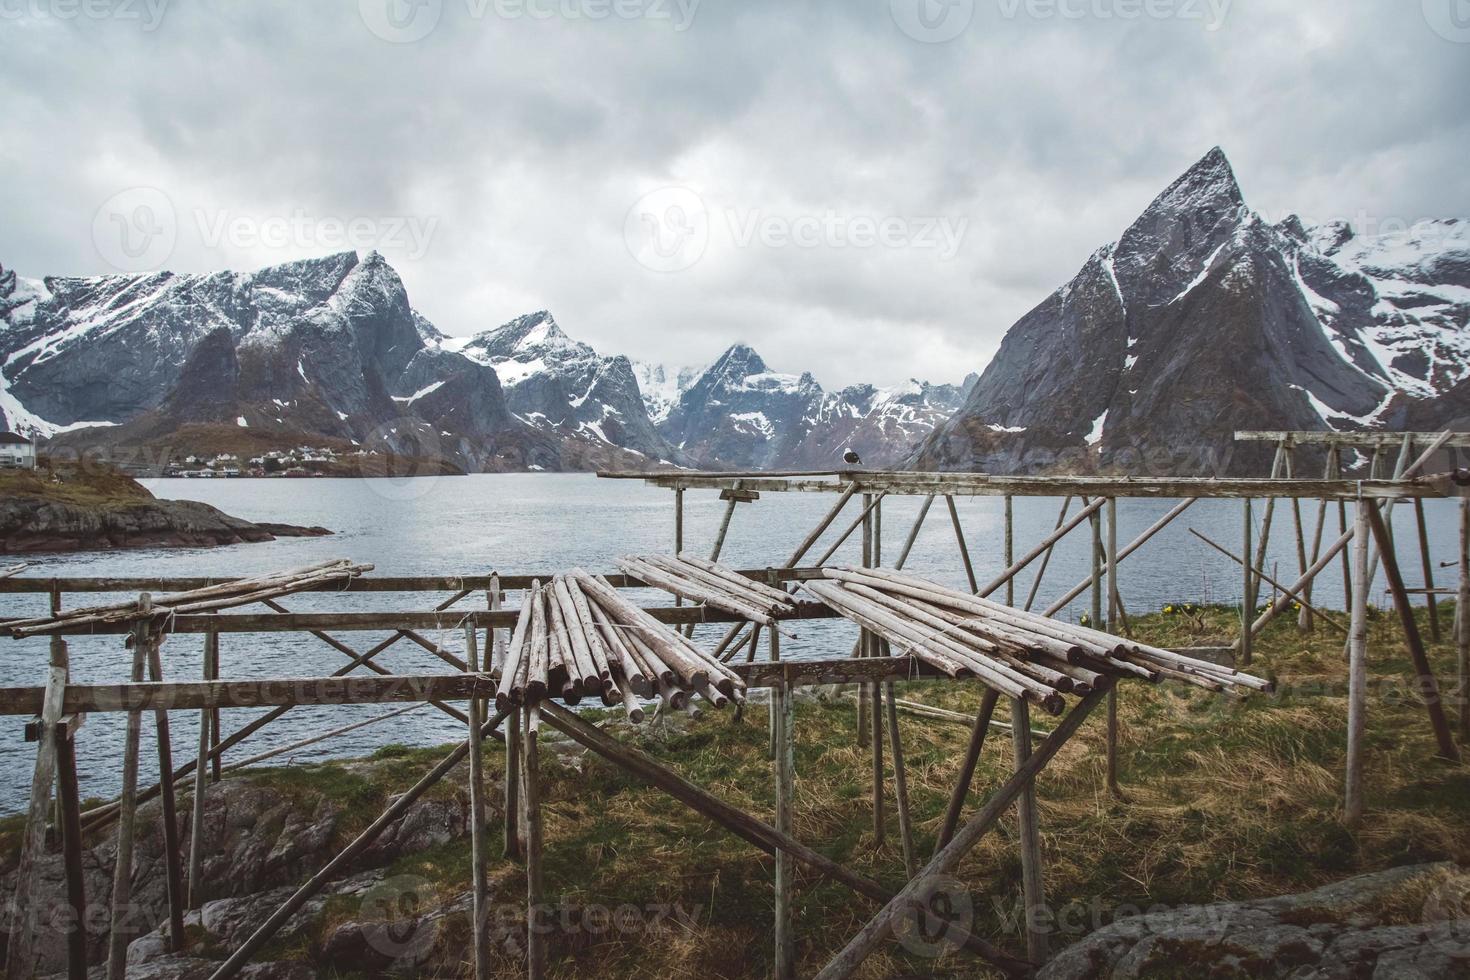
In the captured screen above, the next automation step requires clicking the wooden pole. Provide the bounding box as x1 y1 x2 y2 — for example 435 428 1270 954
466 625 490 980
1044 499 1197 617
207 628 221 782
4 646 67 980
773 626 795 980
188 632 213 907
145 641 187 952
1089 505 1102 630
1011 697 1046 963
54 717 87 980
1414 499 1442 643
1460 497 1470 744
1345 501 1371 828
107 596 151 980
1241 498 1254 667
1025 497 1074 613
1105 497 1121 798
946 495 980 594
1004 495 1015 606
813 686 1111 980
1366 504 1461 762
871 499 884 846
857 495 872 750
523 704 546 980
504 707 522 861
884 684 917 880
1285 446 1311 634
934 688 1000 854
1335 448 1352 611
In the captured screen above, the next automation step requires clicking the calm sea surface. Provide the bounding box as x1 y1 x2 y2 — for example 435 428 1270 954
0 474 1456 812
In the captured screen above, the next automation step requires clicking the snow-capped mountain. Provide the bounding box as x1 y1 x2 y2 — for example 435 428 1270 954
651 344 974 469
912 147 1470 475
448 311 679 463
0 253 664 472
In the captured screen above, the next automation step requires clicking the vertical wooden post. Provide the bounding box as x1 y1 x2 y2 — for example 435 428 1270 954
504 708 522 861
1335 448 1353 612
1285 445 1311 633
1345 501 1371 828
1301 452 1334 633
188 631 213 908
5 642 67 980
207 628 221 783
466 625 490 980
54 713 87 980
1089 507 1102 630
1241 498 1254 667
523 704 545 980
1004 495 1015 606
883 685 917 880
1011 697 1047 964
772 628 795 980
857 494 872 749
1414 500 1442 643
1460 496 1470 744
107 595 151 980
865 497 883 843
145 641 186 952
1105 497 1121 798
1024 496 1073 613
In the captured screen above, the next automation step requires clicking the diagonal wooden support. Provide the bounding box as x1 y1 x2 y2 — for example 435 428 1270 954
814 685 1112 980
934 688 1000 854
1044 499 1196 617
145 641 187 952
945 495 979 594
537 701 1032 977
1366 504 1461 763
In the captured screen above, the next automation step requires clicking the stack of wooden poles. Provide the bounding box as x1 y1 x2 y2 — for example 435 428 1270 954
493 568 746 722
805 566 1271 716
615 553 799 625
3 560 374 638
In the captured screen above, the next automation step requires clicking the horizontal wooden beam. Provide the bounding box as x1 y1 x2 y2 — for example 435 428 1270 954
0 656 952 715
611 472 1460 501
4 601 843 638
1235 431 1470 448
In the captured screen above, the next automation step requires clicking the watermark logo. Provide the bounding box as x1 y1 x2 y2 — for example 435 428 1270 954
195 208 439 261
360 874 438 965
895 874 974 957
997 0 1231 31
890 0 975 42
359 0 443 43
624 186 709 273
1422 869 1470 953
358 417 446 502
726 209 968 260
0 0 170 31
1423 0 1470 42
92 186 177 274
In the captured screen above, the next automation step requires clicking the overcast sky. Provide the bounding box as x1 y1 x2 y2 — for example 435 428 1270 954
1 0 1467 388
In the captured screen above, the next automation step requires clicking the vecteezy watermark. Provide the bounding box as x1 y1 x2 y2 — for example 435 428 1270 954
0 0 169 30
998 0 1231 31
195 209 439 261
361 875 439 966
93 186 178 274
890 0 975 42
726 208 969 261
624 186 710 273
358 0 699 42
1422 0 1470 43
895 874 976 957
623 186 969 272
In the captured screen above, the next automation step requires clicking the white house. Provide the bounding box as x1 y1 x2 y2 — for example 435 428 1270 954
0 432 35 470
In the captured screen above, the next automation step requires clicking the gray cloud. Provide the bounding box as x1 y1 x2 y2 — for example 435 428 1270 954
0 0 1466 388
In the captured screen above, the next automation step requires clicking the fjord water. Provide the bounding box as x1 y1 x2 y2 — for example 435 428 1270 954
0 474 1456 812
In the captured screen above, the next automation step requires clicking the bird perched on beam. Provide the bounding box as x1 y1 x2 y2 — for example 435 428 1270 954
843 449 862 466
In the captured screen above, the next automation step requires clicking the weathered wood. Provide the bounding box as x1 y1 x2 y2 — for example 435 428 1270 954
1415 499 1442 642
1011 697 1047 963
980 497 1105 601
54 720 87 980
935 688 1001 853
504 707 522 861
1187 529 1347 634
1241 497 1255 667
145 641 187 952
107 600 151 980
188 633 213 906
885 683 917 880
815 491 889 568
1235 430 1470 448
523 704 546 980
773 644 795 980
1105 498 1121 799
465 625 490 980
4 655 66 980
1365 503 1461 762
1043 499 1197 617
1345 501 1371 829
1004 495 1015 606
813 685 1111 980
1025 496 1074 613
1461 497 1470 743
946 495 980 594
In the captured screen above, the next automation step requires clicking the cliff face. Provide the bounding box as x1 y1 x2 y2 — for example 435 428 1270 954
912 148 1470 475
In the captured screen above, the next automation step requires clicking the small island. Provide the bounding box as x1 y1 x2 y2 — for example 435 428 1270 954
0 454 331 553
